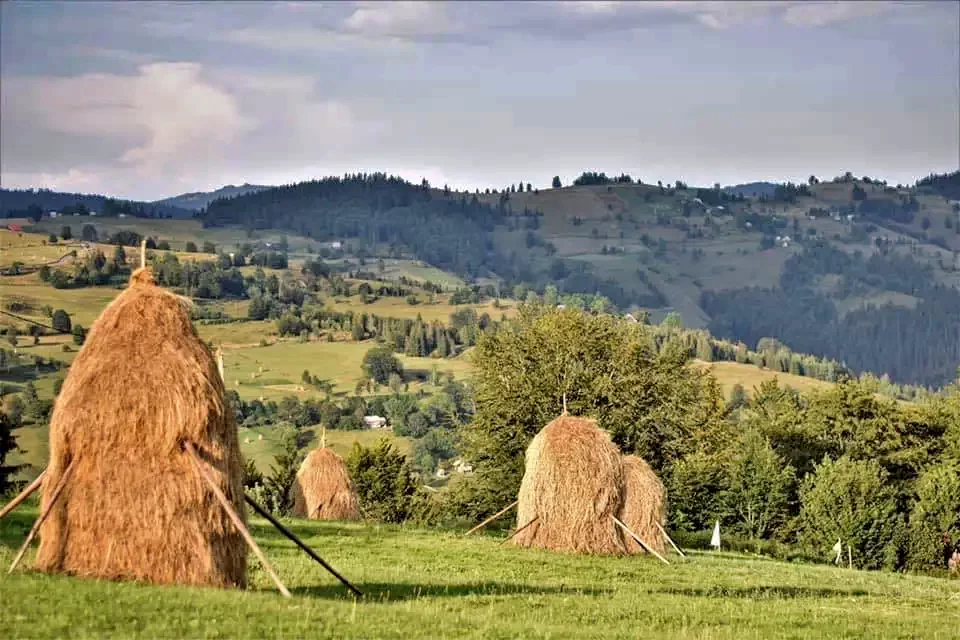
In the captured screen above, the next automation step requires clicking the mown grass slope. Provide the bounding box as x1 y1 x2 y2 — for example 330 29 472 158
1 507 957 639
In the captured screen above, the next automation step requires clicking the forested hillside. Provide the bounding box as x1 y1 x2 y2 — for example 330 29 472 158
0 188 191 219
702 243 960 387
153 183 270 211
201 173 643 307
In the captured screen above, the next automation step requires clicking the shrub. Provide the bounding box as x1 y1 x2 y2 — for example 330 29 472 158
259 427 305 516
51 309 72 333
242 456 265 490
907 463 960 570
362 345 403 385
345 439 416 523
0 411 22 495
667 452 728 532
798 456 904 570
722 428 795 539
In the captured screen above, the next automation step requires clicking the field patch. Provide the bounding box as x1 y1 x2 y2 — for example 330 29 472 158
1 511 956 639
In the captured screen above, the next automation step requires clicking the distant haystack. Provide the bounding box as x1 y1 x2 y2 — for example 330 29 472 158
513 416 626 554
619 455 667 555
35 267 247 588
291 448 361 521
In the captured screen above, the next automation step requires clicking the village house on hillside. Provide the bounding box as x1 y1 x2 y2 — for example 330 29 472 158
363 415 388 429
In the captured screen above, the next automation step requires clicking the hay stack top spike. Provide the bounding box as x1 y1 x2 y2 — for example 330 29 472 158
129 266 156 287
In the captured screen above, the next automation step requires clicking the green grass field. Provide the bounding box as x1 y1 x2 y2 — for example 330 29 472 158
1 507 957 639
220 339 474 401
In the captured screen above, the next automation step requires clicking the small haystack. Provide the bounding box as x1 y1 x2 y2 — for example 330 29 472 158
35 267 247 588
512 416 626 554
619 455 667 555
291 447 361 521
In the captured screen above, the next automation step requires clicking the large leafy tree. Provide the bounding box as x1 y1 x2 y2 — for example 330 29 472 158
460 306 725 513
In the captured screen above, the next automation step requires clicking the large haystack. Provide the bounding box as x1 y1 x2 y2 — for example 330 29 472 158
513 416 626 554
35 268 247 588
619 455 667 555
291 447 361 520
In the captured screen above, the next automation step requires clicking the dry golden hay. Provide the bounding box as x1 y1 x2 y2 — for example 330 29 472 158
291 447 361 521
619 455 667 555
513 415 626 554
35 267 247 588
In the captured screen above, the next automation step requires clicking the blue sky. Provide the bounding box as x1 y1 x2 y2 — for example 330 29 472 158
1 1 957 200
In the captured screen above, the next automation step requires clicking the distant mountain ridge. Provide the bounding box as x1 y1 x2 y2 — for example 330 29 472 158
721 182 779 198
0 188 192 219
153 183 271 210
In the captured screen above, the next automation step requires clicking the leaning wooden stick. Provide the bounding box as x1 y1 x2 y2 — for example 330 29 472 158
655 521 686 558
184 442 291 598
613 516 670 565
244 494 363 598
0 470 46 521
9 463 72 574
464 500 518 537
499 516 539 545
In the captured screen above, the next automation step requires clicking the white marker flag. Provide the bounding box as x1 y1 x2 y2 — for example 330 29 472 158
832 539 843 564
710 520 721 549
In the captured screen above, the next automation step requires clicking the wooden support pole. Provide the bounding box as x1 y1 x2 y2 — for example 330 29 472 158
0 471 46 521
244 495 363 598
184 442 291 598
464 500 518 537
140 239 147 269
613 516 670 565
500 516 539 545
9 463 73 574
655 521 686 558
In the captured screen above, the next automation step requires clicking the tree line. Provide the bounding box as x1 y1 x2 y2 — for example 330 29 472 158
702 241 960 387
433 306 959 573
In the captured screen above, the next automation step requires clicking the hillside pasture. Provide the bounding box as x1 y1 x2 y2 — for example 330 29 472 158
0 510 956 639
238 425 412 474
219 339 474 401
695 360 833 396
30 217 318 254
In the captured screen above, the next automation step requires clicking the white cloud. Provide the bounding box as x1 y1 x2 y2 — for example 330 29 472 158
561 1 897 30
782 1 893 27
117 63 254 173
4 63 251 173
219 26 415 54
0 168 102 194
343 1 459 38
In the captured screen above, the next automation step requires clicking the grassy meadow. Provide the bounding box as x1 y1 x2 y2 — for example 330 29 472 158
1 507 957 639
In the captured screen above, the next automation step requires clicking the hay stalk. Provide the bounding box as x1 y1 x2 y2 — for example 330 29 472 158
655 522 686 557
185 443 291 598
464 500 518 537
9 463 73 574
613 516 670 565
245 495 363 598
0 471 46 521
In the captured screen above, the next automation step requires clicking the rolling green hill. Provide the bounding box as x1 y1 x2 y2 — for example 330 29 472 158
5 170 959 385
192 170 960 386
152 183 270 211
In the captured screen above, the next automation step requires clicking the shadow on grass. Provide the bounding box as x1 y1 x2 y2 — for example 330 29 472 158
652 585 870 599
293 581 611 601
0 510 35 548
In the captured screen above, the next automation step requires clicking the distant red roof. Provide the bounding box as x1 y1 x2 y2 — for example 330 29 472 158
7 224 22 233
